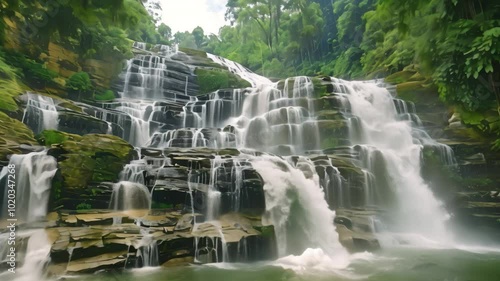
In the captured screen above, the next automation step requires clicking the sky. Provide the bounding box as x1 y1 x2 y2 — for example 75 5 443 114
160 0 228 35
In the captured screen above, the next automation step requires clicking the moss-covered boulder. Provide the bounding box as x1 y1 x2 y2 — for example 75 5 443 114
0 111 38 160
194 68 251 94
39 130 134 208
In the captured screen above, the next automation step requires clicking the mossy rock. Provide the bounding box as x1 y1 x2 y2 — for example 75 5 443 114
0 111 37 160
47 132 133 191
36 130 81 146
312 77 329 98
317 120 348 137
0 55 26 112
179 47 207 58
254 225 275 238
194 68 251 94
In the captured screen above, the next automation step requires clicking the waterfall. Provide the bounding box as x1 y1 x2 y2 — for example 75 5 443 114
109 181 151 224
22 93 59 134
251 155 346 257
0 230 52 281
110 181 151 211
0 152 58 221
136 230 159 267
331 78 451 243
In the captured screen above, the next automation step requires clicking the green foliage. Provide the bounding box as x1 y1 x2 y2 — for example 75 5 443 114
66 72 92 100
94 90 116 101
0 50 23 112
195 68 251 94
3 50 57 88
493 139 500 152
36 130 74 146
76 202 92 210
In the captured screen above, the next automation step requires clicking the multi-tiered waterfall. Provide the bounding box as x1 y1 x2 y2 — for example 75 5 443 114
6 42 468 277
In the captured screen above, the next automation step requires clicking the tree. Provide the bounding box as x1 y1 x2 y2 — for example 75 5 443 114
67 72 93 101
192 26 205 49
157 23 172 41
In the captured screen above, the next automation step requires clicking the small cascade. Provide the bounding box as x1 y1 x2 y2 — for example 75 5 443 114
136 229 159 267
312 156 346 209
120 159 148 184
329 78 452 242
207 54 272 87
109 181 151 223
22 93 59 134
183 89 246 128
0 152 57 221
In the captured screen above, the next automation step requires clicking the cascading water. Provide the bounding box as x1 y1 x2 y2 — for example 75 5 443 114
22 93 59 134
0 152 58 221
251 154 349 266
0 230 52 281
109 181 151 211
136 229 159 268
62 43 463 270
109 181 151 224
330 78 452 243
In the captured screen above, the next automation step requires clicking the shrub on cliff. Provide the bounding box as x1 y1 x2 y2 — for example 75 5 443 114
66 71 93 101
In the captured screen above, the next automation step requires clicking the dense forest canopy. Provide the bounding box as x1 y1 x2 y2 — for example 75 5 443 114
0 0 499 146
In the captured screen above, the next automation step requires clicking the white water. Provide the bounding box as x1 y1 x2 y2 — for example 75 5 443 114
0 151 57 221
136 229 159 267
9 230 52 281
109 181 151 211
22 93 59 134
332 78 451 243
251 155 348 260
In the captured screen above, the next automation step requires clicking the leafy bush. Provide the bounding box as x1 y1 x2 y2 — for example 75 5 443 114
66 71 92 100
94 90 116 101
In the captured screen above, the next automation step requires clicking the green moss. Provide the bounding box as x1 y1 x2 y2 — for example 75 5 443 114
58 134 134 188
94 90 116 101
0 111 37 160
36 130 81 146
195 68 251 94
179 47 207 58
321 136 340 149
76 202 92 210
312 77 329 98
3 50 58 88
0 53 24 112
255 225 275 238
